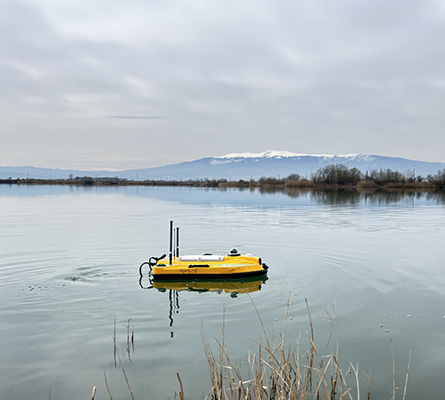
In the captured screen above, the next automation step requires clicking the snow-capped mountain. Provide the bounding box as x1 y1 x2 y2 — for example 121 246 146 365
1 151 445 180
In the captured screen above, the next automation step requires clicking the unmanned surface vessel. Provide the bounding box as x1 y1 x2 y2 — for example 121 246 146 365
139 221 269 280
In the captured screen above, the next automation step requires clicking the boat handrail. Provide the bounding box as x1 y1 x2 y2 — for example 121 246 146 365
178 255 225 262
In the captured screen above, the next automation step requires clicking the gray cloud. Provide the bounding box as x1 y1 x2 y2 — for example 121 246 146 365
1 0 445 169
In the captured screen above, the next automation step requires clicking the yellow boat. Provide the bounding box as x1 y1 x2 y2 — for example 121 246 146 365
139 221 269 280
151 252 268 280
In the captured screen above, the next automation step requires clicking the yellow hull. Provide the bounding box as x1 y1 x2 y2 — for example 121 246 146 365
152 255 268 280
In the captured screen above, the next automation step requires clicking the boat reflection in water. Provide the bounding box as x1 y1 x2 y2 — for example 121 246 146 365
153 276 268 295
139 276 268 337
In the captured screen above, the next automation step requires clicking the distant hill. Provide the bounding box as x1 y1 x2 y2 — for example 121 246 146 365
2 151 445 180
0 166 117 180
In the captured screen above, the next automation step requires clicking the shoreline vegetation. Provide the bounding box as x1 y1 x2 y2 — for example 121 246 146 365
101 299 411 400
1 164 445 191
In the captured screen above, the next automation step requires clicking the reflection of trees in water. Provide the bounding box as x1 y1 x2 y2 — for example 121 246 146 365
362 190 445 206
282 188 445 205
362 191 408 205
310 189 361 205
258 187 285 195
286 187 362 203
283 188 313 199
426 191 445 205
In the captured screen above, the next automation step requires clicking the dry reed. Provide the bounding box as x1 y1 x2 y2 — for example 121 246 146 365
100 303 411 400
200 295 411 400
284 179 315 188
356 180 380 190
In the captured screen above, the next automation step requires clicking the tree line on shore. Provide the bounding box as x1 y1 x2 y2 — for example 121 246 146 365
1 165 445 190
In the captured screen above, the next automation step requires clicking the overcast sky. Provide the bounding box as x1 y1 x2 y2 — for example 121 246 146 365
1 0 445 169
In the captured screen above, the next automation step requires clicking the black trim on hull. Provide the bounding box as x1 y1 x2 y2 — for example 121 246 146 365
152 268 268 281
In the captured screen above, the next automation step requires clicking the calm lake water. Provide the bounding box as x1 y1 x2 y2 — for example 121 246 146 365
1 185 445 399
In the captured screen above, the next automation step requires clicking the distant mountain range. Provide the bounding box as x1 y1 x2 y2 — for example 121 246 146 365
2 151 445 180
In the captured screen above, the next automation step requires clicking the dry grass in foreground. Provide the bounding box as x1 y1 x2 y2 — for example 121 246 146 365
96 297 412 400
200 296 412 400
